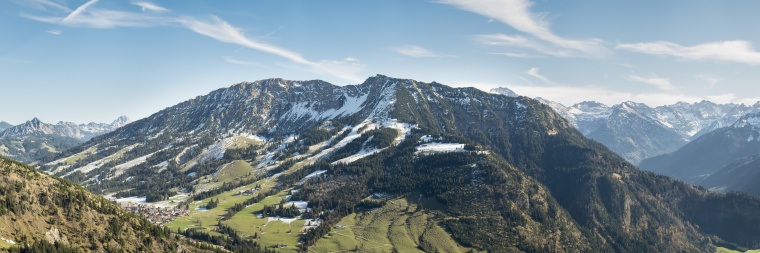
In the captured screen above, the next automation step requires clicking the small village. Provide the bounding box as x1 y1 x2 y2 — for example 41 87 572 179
120 202 189 226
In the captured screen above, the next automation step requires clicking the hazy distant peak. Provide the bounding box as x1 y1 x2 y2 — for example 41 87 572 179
111 115 131 127
570 101 609 112
732 112 760 128
489 87 519 97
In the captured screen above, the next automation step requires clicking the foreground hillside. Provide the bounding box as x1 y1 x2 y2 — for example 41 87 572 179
36 75 760 252
0 157 180 252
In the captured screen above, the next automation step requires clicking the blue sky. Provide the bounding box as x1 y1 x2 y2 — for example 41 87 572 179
3 0 760 124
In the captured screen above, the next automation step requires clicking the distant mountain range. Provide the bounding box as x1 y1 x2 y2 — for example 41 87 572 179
0 116 130 163
640 113 760 193
31 75 760 252
0 121 12 132
491 87 760 164
0 116 130 140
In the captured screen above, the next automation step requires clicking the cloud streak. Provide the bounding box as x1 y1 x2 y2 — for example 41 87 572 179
179 16 310 65
490 52 541 58
179 16 365 82
63 0 98 23
223 56 260 66
526 67 559 85
626 74 676 91
474 33 580 57
439 0 606 57
28 0 71 12
18 3 365 83
617 40 760 65
393 45 454 58
132 1 169 13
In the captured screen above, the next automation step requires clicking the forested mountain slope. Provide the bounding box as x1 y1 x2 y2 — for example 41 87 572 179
34 75 760 252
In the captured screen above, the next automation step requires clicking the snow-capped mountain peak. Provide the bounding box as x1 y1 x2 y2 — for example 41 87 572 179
732 112 760 128
111 116 131 128
489 87 519 97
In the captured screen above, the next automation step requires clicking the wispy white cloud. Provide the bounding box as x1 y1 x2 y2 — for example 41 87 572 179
19 4 365 83
617 40 760 65
26 0 71 12
474 34 581 57
705 93 760 105
47 29 62 35
696 74 719 87
439 0 606 57
131 1 169 13
526 67 559 85
22 8 169 28
311 59 365 83
626 74 675 91
63 0 98 23
177 16 365 82
223 56 260 66
393 45 454 58
490 52 541 58
178 16 310 65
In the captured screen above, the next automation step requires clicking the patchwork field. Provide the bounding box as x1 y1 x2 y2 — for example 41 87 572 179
717 247 760 253
166 178 274 234
310 197 475 253
166 177 309 252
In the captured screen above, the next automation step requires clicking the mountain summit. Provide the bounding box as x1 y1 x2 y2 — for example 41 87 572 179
36 75 760 252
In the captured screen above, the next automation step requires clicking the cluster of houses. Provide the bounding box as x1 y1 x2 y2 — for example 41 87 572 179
121 203 188 226
233 185 261 196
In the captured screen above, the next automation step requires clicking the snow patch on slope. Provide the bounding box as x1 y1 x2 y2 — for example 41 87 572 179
416 143 465 155
300 170 327 184
109 147 170 179
282 92 369 122
63 144 138 177
332 147 384 165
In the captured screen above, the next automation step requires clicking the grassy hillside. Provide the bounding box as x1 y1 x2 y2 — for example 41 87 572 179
0 157 179 252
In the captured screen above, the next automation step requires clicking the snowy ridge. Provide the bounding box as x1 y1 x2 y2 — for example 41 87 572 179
489 87 518 97
732 113 760 128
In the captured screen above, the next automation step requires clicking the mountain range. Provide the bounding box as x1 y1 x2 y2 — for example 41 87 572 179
640 112 760 193
491 87 760 164
0 116 129 163
0 122 12 132
29 75 760 252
